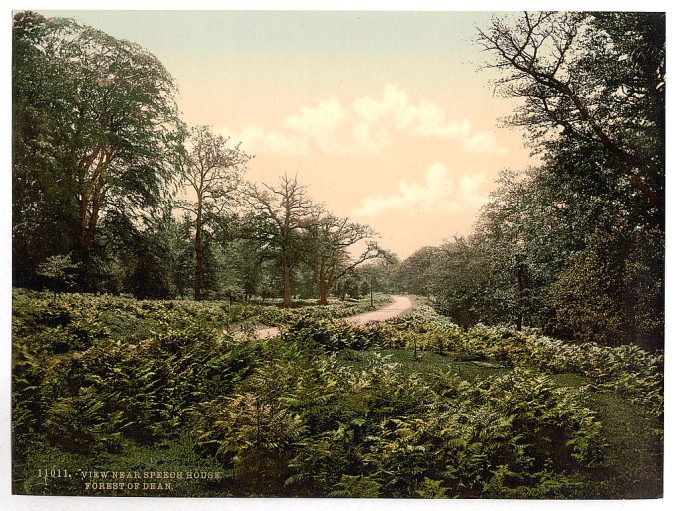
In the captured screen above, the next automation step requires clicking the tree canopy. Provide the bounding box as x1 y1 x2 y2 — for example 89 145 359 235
13 11 180 288
396 12 664 348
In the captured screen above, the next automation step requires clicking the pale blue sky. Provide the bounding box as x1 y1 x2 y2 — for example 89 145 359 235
41 10 497 99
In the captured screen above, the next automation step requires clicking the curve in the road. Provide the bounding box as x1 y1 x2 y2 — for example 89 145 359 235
252 295 412 339
345 295 412 326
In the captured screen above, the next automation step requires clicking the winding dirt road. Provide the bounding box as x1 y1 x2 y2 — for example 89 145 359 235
345 295 413 325
251 295 412 339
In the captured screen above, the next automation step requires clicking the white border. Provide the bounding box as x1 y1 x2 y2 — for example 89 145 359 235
2 1 677 510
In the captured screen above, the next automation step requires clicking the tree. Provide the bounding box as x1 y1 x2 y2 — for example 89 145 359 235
398 246 441 297
471 169 565 330
549 222 663 348
453 12 666 343
174 126 251 300
245 175 321 308
13 11 180 286
13 12 80 287
169 213 197 299
36 253 80 294
308 214 384 305
357 250 400 299
123 208 197 299
221 239 264 302
335 272 362 300
478 12 664 221
427 237 500 328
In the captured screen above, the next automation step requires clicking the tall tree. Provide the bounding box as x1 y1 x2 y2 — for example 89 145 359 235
398 246 441 297
427 237 498 328
13 11 180 285
478 11 664 222
246 175 321 307
174 125 251 301
436 11 666 343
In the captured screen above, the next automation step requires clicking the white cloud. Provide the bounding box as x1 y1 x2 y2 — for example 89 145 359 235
283 97 348 153
459 172 488 208
354 83 473 142
221 83 507 156
464 130 509 154
352 163 488 217
352 122 391 151
218 125 309 156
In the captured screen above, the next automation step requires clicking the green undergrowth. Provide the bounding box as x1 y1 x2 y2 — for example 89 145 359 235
12 291 662 498
11 288 389 346
287 303 663 430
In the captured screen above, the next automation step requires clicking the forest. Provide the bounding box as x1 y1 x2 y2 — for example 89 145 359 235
11 11 664 499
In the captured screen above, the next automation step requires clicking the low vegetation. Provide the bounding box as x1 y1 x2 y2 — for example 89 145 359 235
12 291 662 498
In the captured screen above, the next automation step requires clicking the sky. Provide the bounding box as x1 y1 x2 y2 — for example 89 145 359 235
39 9 533 259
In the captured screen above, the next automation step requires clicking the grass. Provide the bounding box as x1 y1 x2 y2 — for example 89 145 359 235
340 349 510 382
586 391 663 498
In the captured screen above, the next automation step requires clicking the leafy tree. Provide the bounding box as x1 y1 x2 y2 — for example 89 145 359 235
13 11 180 286
478 11 664 220
335 272 362 300
470 169 576 330
246 175 321 307
13 12 82 287
124 209 195 299
174 125 251 300
550 222 663 348
307 214 384 305
357 250 400 298
432 11 667 343
169 213 197 299
427 237 499 328
36 253 80 293
398 246 441 297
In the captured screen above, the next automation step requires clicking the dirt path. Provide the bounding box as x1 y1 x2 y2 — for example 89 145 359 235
250 295 412 339
345 295 413 326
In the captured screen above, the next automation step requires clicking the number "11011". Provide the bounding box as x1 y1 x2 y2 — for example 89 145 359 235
38 468 70 478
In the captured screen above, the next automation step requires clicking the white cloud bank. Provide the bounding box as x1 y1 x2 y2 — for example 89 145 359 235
220 84 508 156
352 163 488 217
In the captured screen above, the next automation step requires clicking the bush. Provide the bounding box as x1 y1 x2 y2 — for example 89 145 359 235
11 291 659 498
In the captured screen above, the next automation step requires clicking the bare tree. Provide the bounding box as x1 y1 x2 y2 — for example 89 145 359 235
175 125 251 300
478 11 664 215
245 174 320 307
309 215 384 305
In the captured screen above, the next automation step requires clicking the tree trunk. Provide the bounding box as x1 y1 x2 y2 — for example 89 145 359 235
515 267 523 331
318 258 329 305
78 150 112 258
81 170 106 253
194 200 203 301
319 280 329 306
282 262 292 308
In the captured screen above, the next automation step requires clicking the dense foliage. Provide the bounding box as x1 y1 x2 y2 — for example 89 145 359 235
395 12 664 349
13 292 662 498
12 12 383 306
13 11 180 289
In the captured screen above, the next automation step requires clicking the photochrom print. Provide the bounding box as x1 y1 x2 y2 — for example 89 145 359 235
11 9 664 499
